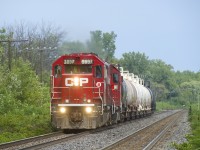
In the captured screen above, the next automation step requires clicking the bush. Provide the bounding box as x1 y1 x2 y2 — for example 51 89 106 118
156 101 179 111
0 59 52 143
0 106 52 143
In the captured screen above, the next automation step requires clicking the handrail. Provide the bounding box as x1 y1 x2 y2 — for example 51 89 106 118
98 87 104 115
50 75 54 98
112 98 115 114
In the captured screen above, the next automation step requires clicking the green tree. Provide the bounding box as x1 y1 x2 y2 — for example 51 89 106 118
119 51 150 76
87 30 117 62
3 21 65 83
179 80 200 105
0 58 48 114
149 59 176 89
175 70 198 85
87 30 103 57
102 31 117 62
151 82 168 101
60 41 87 55
0 28 7 65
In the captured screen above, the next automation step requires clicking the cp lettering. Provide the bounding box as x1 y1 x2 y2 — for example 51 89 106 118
65 78 88 86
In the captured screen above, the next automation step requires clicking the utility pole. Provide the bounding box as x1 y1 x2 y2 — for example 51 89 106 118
0 33 28 71
37 47 57 83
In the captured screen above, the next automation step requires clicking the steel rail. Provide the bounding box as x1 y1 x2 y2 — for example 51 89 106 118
21 126 116 150
21 131 90 150
143 111 181 150
102 110 182 150
0 131 63 149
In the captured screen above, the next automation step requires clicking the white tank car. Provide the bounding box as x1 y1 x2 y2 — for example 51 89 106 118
120 68 152 112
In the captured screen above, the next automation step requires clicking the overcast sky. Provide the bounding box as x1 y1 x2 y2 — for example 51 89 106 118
1 0 200 72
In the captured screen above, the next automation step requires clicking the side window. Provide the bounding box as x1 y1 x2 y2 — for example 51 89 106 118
55 65 62 78
95 66 102 78
113 73 118 83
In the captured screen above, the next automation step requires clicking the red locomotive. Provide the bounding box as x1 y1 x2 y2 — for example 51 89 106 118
50 53 155 129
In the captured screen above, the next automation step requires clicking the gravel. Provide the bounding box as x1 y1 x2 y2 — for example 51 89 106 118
41 110 191 150
152 110 191 150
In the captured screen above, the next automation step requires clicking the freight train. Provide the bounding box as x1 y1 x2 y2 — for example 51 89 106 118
50 53 156 129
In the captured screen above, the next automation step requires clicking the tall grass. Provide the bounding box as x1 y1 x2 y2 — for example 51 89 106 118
156 101 182 111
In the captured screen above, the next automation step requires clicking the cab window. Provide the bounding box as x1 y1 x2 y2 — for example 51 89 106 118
65 65 92 74
113 73 118 83
95 66 102 78
54 65 62 78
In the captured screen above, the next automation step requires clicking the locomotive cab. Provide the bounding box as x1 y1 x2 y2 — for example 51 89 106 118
51 53 116 129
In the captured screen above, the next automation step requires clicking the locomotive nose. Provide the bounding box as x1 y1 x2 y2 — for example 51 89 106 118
62 75 93 104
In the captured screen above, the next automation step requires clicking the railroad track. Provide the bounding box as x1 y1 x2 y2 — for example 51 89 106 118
21 130 92 150
0 131 66 150
16 126 117 150
0 126 114 150
102 110 183 150
0 110 171 150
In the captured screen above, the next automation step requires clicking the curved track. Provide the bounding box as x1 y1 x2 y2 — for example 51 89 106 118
102 110 183 150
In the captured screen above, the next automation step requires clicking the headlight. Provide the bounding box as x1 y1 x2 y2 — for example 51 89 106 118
74 77 79 86
59 107 66 113
87 99 91 103
85 107 92 113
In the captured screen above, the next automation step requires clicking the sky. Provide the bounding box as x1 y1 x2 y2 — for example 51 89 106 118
1 0 200 72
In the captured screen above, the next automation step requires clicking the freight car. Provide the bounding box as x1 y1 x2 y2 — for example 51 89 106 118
50 53 155 129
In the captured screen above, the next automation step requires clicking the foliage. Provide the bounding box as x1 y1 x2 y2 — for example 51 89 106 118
60 41 87 55
87 30 103 57
87 30 117 62
1 22 64 84
0 28 6 64
0 58 52 143
0 58 46 106
175 70 198 85
172 142 192 150
151 83 168 102
156 101 182 111
119 51 150 76
149 59 176 90
0 106 52 143
178 81 200 106
180 80 200 90
102 31 117 61
188 105 200 150
59 30 117 63
0 27 118 143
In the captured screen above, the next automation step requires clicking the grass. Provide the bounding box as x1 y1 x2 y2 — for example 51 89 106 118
0 103 53 144
156 101 181 111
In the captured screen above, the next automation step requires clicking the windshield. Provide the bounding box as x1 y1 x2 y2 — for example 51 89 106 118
65 65 92 74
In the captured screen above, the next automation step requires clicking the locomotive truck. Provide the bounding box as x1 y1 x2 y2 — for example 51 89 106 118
50 53 155 129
